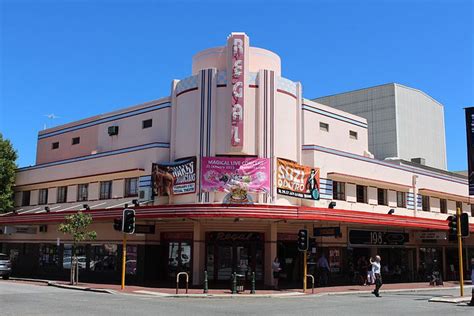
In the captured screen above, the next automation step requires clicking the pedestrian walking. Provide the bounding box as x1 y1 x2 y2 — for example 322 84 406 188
272 257 282 290
317 253 330 286
370 255 383 297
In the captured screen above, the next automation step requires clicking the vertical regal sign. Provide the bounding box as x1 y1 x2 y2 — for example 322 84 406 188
229 34 245 148
465 107 474 195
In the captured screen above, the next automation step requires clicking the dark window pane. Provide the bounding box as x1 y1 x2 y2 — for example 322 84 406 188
142 119 153 129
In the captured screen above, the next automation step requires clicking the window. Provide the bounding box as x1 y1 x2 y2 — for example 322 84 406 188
422 195 430 211
440 199 447 214
39 244 59 268
77 184 89 201
349 130 358 140
332 181 345 200
142 119 153 129
320 122 329 132
455 201 462 212
100 181 112 200
377 188 387 206
52 142 59 149
72 137 80 145
397 191 406 208
57 186 68 203
22 191 31 206
38 189 48 205
125 178 138 197
90 244 118 272
356 185 367 203
471 204 474 217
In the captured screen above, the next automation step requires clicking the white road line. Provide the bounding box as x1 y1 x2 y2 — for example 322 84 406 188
106 200 132 209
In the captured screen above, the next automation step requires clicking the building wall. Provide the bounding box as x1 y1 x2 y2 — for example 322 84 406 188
314 84 397 160
314 83 448 170
395 84 447 169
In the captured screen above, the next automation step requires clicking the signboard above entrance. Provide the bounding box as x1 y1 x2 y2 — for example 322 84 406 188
349 230 409 246
415 232 446 240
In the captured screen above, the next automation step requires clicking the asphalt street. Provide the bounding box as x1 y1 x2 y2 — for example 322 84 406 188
0 281 471 316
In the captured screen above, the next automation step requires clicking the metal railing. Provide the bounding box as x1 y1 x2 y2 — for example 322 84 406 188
306 274 315 294
176 272 189 294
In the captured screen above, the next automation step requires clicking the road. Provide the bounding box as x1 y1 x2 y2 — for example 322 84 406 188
0 281 471 316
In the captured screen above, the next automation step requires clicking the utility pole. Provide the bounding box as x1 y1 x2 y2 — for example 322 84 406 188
456 207 464 297
303 250 307 292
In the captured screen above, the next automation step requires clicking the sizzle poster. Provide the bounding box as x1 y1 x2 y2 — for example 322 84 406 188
276 158 320 200
152 157 196 196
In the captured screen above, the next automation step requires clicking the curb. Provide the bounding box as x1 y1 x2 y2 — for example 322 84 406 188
132 290 304 299
10 277 51 284
304 285 473 297
47 282 117 294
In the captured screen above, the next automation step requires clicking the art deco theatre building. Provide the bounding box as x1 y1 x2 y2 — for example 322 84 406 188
1 33 472 288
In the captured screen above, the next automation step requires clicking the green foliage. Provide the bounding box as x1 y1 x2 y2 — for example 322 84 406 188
58 211 97 244
0 133 18 213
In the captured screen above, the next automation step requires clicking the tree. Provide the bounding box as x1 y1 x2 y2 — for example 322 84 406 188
58 211 97 284
0 133 18 213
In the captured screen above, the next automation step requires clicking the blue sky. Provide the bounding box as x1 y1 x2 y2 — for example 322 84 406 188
0 0 472 170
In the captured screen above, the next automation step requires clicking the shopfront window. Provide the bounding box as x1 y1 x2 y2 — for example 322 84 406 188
39 244 59 268
63 244 86 270
126 245 138 275
167 242 191 278
90 244 118 272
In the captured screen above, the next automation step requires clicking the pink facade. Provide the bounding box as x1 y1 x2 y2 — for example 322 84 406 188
1 33 473 288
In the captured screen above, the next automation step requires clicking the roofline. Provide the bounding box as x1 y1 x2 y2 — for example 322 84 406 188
313 82 443 108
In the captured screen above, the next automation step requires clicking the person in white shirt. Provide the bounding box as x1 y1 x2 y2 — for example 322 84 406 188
369 255 383 297
272 257 282 290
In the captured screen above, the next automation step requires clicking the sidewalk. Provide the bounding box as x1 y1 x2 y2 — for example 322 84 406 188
9 277 472 298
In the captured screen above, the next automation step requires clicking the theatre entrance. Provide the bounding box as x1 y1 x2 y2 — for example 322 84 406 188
205 232 264 284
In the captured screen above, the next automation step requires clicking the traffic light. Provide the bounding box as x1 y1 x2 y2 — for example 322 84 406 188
113 218 122 231
447 215 457 235
122 209 136 234
297 229 308 251
460 213 470 237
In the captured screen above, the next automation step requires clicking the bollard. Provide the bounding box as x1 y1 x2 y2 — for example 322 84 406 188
251 272 256 294
203 270 209 294
232 272 237 294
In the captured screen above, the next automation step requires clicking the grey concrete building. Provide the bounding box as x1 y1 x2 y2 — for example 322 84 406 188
314 83 447 170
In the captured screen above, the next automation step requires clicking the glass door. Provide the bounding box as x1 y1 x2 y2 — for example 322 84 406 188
217 245 233 280
167 241 192 280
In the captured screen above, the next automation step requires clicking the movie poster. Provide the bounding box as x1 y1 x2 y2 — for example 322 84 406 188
276 158 320 200
152 157 196 196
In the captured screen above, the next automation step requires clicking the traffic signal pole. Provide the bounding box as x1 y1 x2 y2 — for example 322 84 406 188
121 233 127 290
303 250 307 293
456 207 464 297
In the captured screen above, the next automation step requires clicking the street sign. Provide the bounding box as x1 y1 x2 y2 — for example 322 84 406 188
313 227 341 237
415 232 446 240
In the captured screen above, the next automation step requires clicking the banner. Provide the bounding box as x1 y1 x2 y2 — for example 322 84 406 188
276 158 320 200
201 157 270 203
152 157 196 196
465 107 474 195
